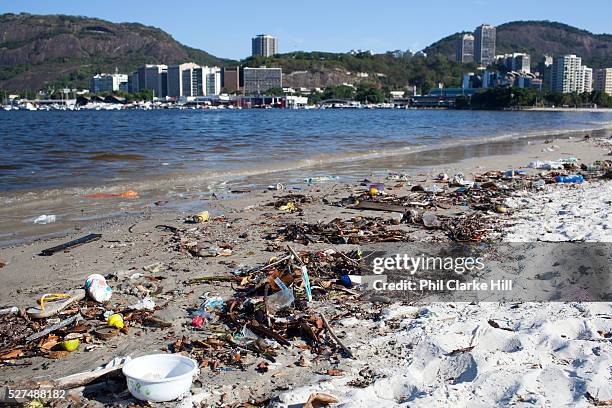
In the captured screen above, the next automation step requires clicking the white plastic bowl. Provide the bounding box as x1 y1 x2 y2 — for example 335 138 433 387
122 354 199 402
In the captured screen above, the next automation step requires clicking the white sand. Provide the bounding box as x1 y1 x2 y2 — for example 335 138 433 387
505 181 612 242
273 180 612 407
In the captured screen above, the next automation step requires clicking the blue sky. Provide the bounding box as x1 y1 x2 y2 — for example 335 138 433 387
2 0 611 59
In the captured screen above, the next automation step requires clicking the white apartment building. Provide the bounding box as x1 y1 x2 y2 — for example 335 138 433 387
203 66 221 96
551 55 582 93
578 65 593 93
594 68 612 96
167 63 221 97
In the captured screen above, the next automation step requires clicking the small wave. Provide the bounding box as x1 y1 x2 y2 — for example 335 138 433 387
0 164 21 170
88 153 148 161
2 122 612 208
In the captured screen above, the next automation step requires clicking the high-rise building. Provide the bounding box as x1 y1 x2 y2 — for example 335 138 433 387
222 67 241 93
167 63 221 97
594 68 612 96
456 34 474 63
243 67 282 94
252 34 278 57
128 72 139 94
135 64 168 97
500 53 531 73
578 65 593 93
551 55 582 93
90 73 128 93
474 24 496 66
203 66 222 96
167 63 200 97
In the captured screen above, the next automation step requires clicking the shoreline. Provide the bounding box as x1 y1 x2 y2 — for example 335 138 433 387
1 123 611 249
0 131 611 406
525 107 612 113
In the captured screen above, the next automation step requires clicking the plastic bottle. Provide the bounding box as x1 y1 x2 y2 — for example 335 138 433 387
555 175 584 184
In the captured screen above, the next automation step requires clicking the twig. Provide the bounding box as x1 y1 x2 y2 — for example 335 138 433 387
251 255 292 274
287 245 304 265
320 312 353 358
247 323 290 347
26 314 83 342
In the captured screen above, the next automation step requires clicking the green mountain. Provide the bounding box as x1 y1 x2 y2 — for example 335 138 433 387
424 20 612 68
1 15 610 93
0 13 232 91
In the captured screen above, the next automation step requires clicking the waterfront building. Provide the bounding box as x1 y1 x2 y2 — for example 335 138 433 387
167 63 201 97
167 64 222 97
203 66 222 96
243 67 282 94
128 72 139 94
456 33 475 63
285 95 308 109
135 64 168 97
90 73 128 93
551 55 582 93
594 68 612 96
252 34 278 57
222 67 241 93
578 65 593 93
474 24 496 66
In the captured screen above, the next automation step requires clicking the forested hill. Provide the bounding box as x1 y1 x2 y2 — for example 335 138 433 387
0 13 231 91
424 20 612 68
2 15 610 93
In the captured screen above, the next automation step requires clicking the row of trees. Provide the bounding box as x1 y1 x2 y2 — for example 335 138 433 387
307 83 388 104
457 87 612 109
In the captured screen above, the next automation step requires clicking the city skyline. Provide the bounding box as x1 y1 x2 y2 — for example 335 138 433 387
2 0 611 59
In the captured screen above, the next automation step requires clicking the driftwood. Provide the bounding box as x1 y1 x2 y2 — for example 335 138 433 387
353 201 408 213
26 314 83 342
187 275 240 284
40 234 101 256
52 363 125 389
320 312 354 358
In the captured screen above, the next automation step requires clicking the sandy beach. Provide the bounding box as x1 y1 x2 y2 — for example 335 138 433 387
0 130 611 407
